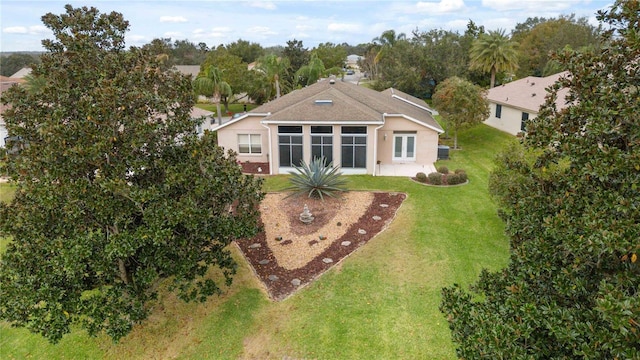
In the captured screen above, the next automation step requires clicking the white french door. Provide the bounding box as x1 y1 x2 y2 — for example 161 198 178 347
393 134 416 161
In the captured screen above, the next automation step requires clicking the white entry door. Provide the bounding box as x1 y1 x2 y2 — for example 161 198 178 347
393 134 416 161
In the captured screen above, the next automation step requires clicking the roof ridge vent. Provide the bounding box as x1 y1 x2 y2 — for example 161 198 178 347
314 99 333 105
329 78 336 84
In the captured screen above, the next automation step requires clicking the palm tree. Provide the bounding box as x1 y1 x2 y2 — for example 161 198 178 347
294 53 342 86
469 29 519 88
193 65 232 124
372 29 406 64
256 54 290 99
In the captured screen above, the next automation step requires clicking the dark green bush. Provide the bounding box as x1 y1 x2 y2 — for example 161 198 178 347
447 173 466 185
454 169 468 183
416 172 427 183
428 172 442 185
287 157 348 200
437 166 449 174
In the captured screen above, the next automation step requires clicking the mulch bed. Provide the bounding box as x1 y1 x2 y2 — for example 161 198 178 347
235 191 406 301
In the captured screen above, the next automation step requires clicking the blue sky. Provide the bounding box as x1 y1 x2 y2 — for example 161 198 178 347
1 0 612 52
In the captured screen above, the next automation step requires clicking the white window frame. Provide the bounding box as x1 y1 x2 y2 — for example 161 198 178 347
393 133 417 161
238 134 262 155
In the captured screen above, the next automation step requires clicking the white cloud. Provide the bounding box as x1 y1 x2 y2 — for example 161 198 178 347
246 26 278 36
481 0 573 12
415 0 466 14
192 27 233 40
249 1 277 10
164 31 182 38
160 16 188 23
327 23 361 33
3 25 48 35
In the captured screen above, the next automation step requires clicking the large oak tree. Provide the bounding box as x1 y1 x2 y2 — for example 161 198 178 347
440 1 639 358
0 5 263 343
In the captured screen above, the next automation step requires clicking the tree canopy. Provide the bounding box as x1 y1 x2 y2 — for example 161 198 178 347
0 5 263 343
512 15 601 77
440 0 639 357
432 76 489 149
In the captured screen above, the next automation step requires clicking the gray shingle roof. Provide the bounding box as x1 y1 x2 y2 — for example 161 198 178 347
487 72 571 113
252 78 443 131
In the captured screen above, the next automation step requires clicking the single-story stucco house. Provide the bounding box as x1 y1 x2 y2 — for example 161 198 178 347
214 77 444 176
484 71 570 135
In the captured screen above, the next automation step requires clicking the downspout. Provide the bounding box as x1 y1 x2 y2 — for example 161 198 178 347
260 116 273 175
372 115 386 176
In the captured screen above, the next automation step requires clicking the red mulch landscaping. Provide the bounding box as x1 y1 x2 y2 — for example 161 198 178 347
235 192 406 301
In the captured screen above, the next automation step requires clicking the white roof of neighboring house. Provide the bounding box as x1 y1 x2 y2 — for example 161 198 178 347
10 67 32 79
174 65 201 79
487 71 571 113
347 54 362 63
190 107 214 118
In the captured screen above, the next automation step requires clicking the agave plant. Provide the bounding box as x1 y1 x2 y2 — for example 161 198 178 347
287 157 348 200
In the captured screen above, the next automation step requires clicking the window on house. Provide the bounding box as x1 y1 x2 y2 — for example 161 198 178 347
238 134 261 154
341 126 367 168
311 125 333 165
495 104 502 118
521 112 530 132
278 126 303 167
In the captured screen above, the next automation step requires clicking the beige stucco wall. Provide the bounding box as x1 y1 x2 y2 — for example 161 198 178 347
220 118 440 175
485 102 537 136
216 116 270 163
376 116 440 166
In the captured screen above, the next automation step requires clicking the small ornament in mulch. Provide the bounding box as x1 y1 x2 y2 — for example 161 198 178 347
291 279 301 286
336 221 342 226
322 258 333 264
319 235 327 240
268 275 279 281
341 241 351 246
249 243 261 249
299 204 314 224
259 259 270 265
379 204 389 208
358 229 367 235
275 236 283 241
372 215 382 221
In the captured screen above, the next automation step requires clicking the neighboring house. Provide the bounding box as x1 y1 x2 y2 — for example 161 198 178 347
485 72 570 135
191 107 215 136
214 77 444 176
346 54 363 70
1 75 27 146
174 65 200 79
9 67 32 79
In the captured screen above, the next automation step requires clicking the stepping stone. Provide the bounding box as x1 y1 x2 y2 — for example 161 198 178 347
379 203 389 208
291 279 301 286
268 275 279 281
248 243 261 249
358 229 367 234
341 241 351 246
372 215 382 221
259 259 270 265
322 258 333 264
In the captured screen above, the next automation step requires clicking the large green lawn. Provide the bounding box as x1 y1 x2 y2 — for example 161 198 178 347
0 125 515 359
